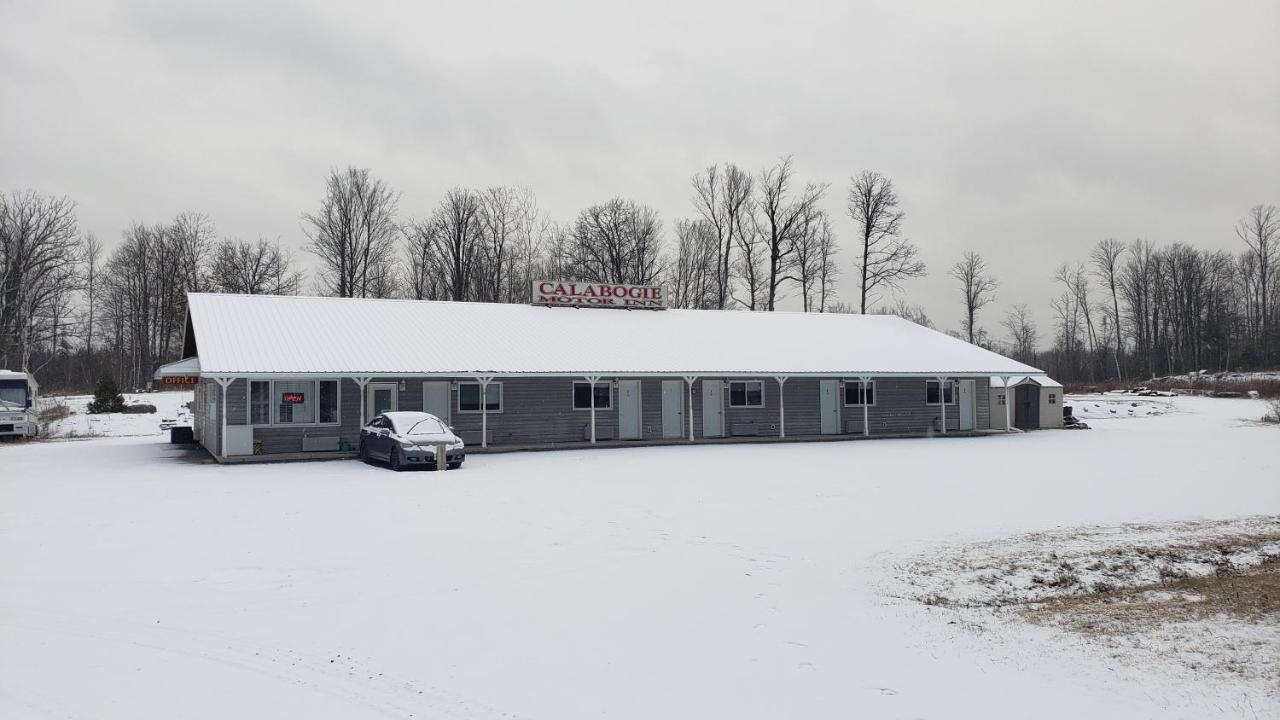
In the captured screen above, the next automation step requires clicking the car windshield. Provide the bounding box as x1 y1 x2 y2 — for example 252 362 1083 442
399 416 446 435
0 380 28 411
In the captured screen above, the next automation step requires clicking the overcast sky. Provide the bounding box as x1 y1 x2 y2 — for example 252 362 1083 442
3 0 1278 336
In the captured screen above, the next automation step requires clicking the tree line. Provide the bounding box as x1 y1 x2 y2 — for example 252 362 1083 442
1 164 1274 392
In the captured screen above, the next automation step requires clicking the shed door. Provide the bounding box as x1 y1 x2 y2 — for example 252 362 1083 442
661 380 684 439
819 380 840 434
701 380 723 438
1014 384 1039 430
423 381 450 424
958 379 976 431
618 380 642 440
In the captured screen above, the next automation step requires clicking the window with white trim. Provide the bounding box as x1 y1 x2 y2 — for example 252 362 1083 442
274 380 315 424
459 382 502 412
573 382 612 410
925 380 957 405
843 380 875 406
318 380 339 423
249 379 340 426
728 380 764 408
997 393 1006 406
1048 393 1057 404
249 380 271 425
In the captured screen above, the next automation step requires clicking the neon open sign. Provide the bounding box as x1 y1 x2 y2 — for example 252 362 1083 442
281 392 305 404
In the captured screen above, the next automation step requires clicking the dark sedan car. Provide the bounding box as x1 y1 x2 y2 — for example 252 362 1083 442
359 411 465 471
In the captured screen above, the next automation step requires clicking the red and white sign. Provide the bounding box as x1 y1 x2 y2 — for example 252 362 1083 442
161 375 200 386
532 281 666 309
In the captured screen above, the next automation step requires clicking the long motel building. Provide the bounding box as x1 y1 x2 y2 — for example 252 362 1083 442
162 283 1064 462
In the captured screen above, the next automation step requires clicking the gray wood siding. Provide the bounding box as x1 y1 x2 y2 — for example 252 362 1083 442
210 374 997 456
251 378 362 454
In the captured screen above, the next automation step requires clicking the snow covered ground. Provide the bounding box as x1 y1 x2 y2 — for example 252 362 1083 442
1 395 1276 719
38 391 192 439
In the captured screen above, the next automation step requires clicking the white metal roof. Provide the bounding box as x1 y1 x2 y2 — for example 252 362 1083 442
185 293 1046 377
153 356 201 379
990 375 1063 388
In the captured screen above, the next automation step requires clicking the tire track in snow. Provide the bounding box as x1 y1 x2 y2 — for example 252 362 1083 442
0 603 526 720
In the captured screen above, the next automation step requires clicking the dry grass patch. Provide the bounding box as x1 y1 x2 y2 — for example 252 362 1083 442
895 517 1280 692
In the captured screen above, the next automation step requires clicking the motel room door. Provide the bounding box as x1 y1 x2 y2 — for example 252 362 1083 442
661 380 684 439
701 380 723 437
618 380 642 440
819 379 840 434
958 379 976 431
423 381 450 425
367 382 398 421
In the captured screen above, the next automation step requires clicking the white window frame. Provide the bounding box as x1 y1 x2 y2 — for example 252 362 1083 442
842 380 877 407
925 379 958 406
458 381 503 414
728 380 765 409
246 379 342 428
572 381 613 411
1048 392 1057 404
997 392 1006 406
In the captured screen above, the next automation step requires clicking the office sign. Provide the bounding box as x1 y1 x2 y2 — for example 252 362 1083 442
532 281 666 309
161 375 200 386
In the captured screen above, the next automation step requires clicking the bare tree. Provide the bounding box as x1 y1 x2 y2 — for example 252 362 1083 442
1001 303 1038 365
692 164 754 309
82 233 102 356
950 251 998 344
755 157 827 311
814 217 840 312
1090 238 1126 380
566 198 665 285
1054 263 1099 380
0 191 82 370
475 186 539 303
791 211 836 312
209 238 303 295
732 219 768 311
873 298 935 328
847 171 925 313
302 166 400 298
1236 204 1277 362
667 218 719 309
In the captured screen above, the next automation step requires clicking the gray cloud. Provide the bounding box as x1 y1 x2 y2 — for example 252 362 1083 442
2 0 1277 338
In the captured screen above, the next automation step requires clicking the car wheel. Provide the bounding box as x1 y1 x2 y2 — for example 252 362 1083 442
359 438 370 463
448 462 462 470
389 447 404 471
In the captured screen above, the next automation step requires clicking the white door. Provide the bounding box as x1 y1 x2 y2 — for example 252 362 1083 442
619 380 642 440
423 381 450 424
959 379 976 431
701 380 723 437
661 380 684 439
820 380 840 434
366 382 397 422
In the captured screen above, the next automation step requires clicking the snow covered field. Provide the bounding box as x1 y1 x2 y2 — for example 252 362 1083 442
39 391 192 438
1 395 1277 719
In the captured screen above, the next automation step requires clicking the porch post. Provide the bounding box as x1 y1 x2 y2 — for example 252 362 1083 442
213 376 234 458
774 376 788 438
860 375 872 437
585 375 601 444
937 375 948 435
683 375 697 441
1002 375 1012 432
352 376 372 427
475 376 493 448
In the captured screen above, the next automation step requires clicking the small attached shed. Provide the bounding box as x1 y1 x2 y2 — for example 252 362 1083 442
989 376 1064 430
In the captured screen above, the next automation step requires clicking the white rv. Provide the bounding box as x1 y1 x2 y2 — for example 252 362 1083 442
0 370 39 438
